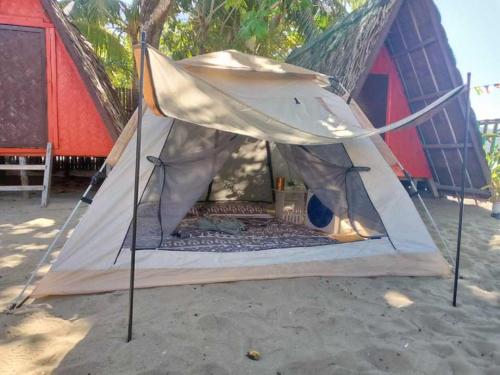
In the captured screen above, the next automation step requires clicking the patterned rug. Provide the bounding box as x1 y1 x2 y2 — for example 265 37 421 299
155 217 338 252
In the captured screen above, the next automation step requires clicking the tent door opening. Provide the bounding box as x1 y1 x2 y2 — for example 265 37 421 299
116 119 388 258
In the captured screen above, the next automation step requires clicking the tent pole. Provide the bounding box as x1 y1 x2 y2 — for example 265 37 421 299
127 30 147 342
452 72 472 307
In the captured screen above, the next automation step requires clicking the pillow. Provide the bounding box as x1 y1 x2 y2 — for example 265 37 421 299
186 205 201 217
197 201 269 216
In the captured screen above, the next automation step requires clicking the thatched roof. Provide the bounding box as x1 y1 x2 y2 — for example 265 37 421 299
288 0 401 96
288 0 490 196
41 0 125 139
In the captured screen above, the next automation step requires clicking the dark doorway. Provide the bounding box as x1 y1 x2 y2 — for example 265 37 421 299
356 74 389 135
0 25 47 148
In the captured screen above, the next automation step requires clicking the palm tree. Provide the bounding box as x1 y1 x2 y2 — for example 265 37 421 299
163 0 368 60
61 0 366 85
60 0 174 87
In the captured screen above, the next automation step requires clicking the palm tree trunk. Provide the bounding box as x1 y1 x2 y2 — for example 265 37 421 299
129 0 174 91
140 0 173 48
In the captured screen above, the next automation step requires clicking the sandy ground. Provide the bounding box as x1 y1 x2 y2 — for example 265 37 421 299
0 191 499 375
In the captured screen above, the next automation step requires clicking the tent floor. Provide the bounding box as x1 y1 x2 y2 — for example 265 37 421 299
124 216 341 253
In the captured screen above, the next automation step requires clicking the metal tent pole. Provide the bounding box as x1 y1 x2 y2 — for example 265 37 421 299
452 72 472 307
127 30 147 342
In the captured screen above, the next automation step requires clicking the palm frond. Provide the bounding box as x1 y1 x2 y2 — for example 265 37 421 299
64 0 121 25
73 20 130 64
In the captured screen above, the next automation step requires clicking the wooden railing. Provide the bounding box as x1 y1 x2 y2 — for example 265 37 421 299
116 87 138 119
478 118 500 157
0 143 53 206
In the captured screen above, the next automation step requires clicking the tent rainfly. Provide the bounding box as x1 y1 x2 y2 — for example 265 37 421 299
30 45 463 297
287 0 490 197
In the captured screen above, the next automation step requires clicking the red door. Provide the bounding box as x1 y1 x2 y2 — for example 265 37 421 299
0 24 47 148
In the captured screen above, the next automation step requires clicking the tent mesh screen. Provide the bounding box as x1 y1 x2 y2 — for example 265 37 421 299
278 143 387 238
121 122 387 251
345 170 387 237
122 121 242 250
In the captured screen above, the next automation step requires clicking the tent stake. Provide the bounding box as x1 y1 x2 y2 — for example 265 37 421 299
452 72 472 307
127 30 147 342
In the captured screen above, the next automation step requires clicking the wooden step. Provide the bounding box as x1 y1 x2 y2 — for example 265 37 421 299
0 185 44 191
0 143 52 206
0 164 46 170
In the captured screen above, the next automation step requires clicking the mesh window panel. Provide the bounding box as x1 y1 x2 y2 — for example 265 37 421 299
345 171 387 238
122 121 243 250
279 143 387 238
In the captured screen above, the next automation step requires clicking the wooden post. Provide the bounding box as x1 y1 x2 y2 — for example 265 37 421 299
491 122 499 154
41 143 53 207
19 157 29 199
426 178 439 198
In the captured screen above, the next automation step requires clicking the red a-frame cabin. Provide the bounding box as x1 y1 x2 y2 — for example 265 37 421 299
0 0 124 158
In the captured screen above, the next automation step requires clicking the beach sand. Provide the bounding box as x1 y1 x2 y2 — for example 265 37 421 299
0 192 498 374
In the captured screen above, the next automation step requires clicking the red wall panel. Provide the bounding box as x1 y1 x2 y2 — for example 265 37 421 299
54 35 113 156
0 0 114 157
369 47 432 179
0 0 47 20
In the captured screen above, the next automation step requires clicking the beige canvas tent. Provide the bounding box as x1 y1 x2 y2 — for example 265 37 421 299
30 46 459 297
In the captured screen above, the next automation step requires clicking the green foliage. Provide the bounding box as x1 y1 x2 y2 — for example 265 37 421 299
161 0 366 61
60 0 368 84
481 131 500 201
60 0 134 87
72 20 132 86
483 149 500 201
60 0 121 24
160 16 198 59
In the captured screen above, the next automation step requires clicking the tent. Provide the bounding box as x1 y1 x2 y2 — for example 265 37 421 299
288 0 490 197
31 46 458 297
0 0 124 157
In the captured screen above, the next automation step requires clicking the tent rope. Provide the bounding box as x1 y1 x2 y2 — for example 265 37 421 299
393 166 455 267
